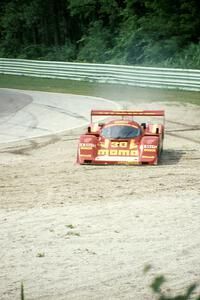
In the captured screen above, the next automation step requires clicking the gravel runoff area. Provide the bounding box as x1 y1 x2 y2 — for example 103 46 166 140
0 91 200 299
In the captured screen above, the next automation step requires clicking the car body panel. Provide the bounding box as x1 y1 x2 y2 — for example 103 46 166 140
77 110 165 165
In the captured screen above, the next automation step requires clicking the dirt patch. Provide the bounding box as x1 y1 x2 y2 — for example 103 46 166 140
0 101 200 299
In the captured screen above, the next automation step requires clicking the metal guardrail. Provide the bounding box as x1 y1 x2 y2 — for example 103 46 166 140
0 58 200 91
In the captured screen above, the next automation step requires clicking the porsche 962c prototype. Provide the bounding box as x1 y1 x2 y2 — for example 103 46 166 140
77 110 165 165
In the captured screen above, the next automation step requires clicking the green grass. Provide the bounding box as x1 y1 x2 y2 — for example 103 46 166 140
0 74 199 106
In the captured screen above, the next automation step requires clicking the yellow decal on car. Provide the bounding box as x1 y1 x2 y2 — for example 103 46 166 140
110 150 118 156
143 148 156 152
129 139 137 149
118 150 130 156
111 141 128 148
98 149 109 155
100 139 109 148
130 150 138 155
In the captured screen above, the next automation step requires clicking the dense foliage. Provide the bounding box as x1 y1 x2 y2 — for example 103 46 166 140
0 0 200 68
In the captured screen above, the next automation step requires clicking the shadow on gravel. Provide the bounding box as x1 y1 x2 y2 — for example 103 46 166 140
160 149 185 165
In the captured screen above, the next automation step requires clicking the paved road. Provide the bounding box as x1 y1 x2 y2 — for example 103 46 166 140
0 89 119 143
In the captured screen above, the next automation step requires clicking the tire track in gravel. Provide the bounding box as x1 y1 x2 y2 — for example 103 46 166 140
37 103 89 121
166 132 200 144
165 119 200 144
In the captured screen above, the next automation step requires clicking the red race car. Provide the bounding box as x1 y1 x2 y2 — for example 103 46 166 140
77 110 165 165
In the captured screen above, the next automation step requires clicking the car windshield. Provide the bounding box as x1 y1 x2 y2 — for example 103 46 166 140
102 125 141 139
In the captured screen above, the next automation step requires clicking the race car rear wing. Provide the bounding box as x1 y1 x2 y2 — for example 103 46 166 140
91 110 165 122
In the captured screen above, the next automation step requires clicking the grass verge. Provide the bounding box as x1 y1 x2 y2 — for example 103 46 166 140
0 74 199 106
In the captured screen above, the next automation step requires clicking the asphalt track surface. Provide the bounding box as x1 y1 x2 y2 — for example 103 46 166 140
0 88 120 144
